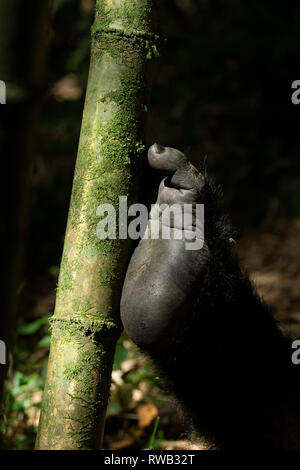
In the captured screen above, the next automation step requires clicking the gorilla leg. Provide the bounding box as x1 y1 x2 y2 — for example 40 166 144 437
120 144 297 449
121 143 209 350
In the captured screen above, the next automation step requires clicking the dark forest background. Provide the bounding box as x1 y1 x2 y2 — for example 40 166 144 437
0 0 300 450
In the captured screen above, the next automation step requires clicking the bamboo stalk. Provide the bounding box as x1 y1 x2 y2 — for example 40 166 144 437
36 0 159 450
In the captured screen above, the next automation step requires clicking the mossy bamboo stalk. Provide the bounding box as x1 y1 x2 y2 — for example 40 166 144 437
36 0 159 450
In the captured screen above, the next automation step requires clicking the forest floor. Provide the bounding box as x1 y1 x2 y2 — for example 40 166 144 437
239 217 300 340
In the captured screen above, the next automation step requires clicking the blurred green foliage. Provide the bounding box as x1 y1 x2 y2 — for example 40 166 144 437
1 317 49 450
144 417 163 450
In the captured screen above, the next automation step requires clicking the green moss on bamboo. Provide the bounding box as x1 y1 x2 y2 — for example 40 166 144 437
36 0 157 450
46 322 118 449
50 314 121 350
94 0 157 36
60 33 150 298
